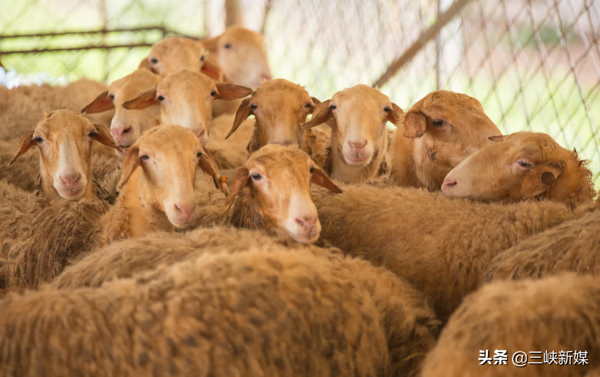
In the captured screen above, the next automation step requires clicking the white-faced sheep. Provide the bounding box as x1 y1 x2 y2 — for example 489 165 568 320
483 202 600 283
312 182 588 323
1 124 226 289
138 36 223 80
207 78 320 167
193 144 342 244
302 84 404 184
442 131 597 210
46 237 440 377
392 90 502 191
122 69 251 148
81 68 163 156
0 110 119 200
421 273 600 377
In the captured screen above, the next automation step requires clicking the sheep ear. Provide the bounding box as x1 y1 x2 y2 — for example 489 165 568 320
81 91 114 114
303 100 333 129
226 98 253 139
138 55 153 71
9 129 36 165
117 145 141 191
215 83 252 100
225 167 250 205
201 56 225 81
387 103 405 127
92 124 120 151
198 147 228 195
311 165 342 193
489 135 506 142
201 37 218 52
520 161 565 199
122 88 159 110
311 97 321 105
403 111 427 138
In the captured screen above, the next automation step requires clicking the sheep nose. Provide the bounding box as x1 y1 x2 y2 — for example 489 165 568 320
348 139 368 149
442 178 457 189
111 126 132 143
60 173 81 187
295 216 317 230
174 203 197 219
195 128 206 139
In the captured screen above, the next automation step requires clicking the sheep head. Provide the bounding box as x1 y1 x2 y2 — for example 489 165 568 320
226 145 342 244
202 26 272 89
82 69 163 157
395 90 502 190
123 69 251 147
118 124 226 230
442 131 596 208
10 110 118 200
226 79 319 151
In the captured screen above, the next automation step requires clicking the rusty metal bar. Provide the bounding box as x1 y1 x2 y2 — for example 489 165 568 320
0 26 168 39
0 43 156 55
372 0 474 88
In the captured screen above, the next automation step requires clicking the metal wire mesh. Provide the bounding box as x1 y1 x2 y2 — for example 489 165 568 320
1 0 599 186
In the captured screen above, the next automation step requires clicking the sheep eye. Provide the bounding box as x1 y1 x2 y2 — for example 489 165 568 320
211 90 217 97
157 95 165 101
224 43 232 49
109 94 115 100
310 166 315 174
34 136 44 143
140 155 150 161
384 106 391 113
201 55 205 61
329 104 337 110
150 57 159 64
432 119 444 127
196 152 202 158
518 160 533 169
250 173 262 181
88 130 96 138
305 102 313 108
250 103 258 110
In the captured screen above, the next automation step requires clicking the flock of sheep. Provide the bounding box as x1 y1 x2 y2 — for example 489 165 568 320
0 25 599 377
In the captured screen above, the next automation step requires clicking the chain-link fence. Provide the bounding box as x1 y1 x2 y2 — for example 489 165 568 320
1 0 599 186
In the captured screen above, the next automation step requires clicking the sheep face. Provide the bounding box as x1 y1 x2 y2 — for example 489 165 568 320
202 26 272 89
226 79 317 149
227 145 342 243
118 125 225 229
396 90 502 190
139 37 204 77
82 69 163 157
442 131 594 206
10 110 118 200
123 69 252 147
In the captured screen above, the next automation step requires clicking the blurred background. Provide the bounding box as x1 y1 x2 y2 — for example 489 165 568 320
1 0 599 185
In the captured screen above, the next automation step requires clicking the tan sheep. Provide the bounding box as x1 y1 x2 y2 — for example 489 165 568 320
193 144 342 244
45 236 440 377
421 274 600 377
1 110 118 200
122 69 251 148
483 203 600 283
442 131 597 210
313 184 582 323
81 68 163 156
392 90 501 191
302 84 404 184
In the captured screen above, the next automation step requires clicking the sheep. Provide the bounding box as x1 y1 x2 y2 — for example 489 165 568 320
0 110 119 200
442 131 597 210
391 90 502 191
138 36 223 80
80 68 164 156
122 69 251 148
312 184 584 323
192 144 343 244
33 238 440 376
483 202 600 283
420 273 600 377
0 78 114 142
302 84 404 184
1 124 226 289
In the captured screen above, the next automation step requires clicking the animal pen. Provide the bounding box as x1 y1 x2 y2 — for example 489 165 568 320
1 0 599 186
